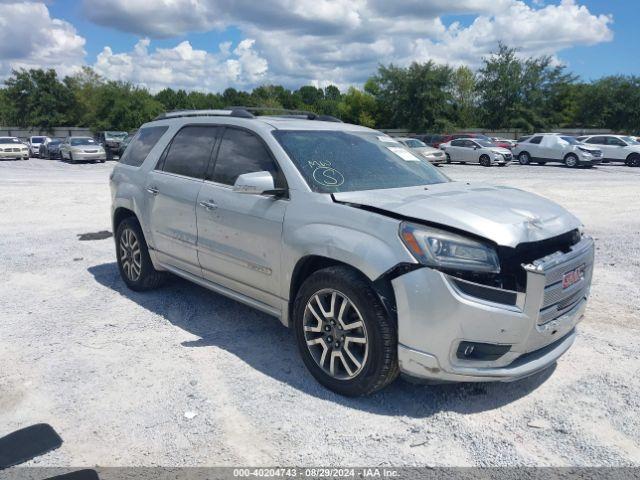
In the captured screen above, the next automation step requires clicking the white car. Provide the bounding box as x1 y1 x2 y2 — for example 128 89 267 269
29 136 49 157
575 134 640 167
440 138 512 167
396 137 446 164
0 136 29 160
512 134 602 168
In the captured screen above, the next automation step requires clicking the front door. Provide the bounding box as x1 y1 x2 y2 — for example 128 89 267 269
196 127 288 305
146 125 220 276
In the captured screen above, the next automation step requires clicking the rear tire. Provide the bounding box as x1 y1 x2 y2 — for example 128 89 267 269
293 266 399 396
479 155 491 167
518 152 531 165
115 217 165 291
564 154 579 168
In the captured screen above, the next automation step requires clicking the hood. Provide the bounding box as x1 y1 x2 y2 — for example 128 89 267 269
577 144 600 152
332 182 581 248
489 147 512 155
414 146 442 156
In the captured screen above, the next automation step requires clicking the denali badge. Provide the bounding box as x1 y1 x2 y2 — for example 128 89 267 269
562 265 585 289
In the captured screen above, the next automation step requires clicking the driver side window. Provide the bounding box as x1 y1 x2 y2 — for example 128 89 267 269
211 128 284 188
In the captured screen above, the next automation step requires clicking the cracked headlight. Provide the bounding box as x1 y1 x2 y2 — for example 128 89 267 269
400 222 500 273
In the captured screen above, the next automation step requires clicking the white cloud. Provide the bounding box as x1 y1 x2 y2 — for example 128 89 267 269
0 0 615 92
0 1 86 78
93 38 268 92
80 0 614 89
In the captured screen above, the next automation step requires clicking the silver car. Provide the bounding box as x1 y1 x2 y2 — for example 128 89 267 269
60 137 107 163
396 137 446 165
440 138 512 166
110 109 594 396
575 134 640 167
513 134 602 167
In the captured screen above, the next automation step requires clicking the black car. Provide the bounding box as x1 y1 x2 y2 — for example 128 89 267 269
39 138 64 159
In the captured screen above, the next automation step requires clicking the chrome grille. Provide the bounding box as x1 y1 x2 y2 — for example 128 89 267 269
529 237 594 326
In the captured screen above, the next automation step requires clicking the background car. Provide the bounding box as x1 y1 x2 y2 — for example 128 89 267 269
39 138 64 159
28 136 49 157
411 134 444 148
60 137 107 163
440 138 512 166
396 137 446 165
575 134 640 167
513 134 602 167
95 131 128 160
0 136 29 160
489 137 516 149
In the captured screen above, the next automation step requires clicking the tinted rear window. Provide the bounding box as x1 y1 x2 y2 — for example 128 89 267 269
120 126 169 167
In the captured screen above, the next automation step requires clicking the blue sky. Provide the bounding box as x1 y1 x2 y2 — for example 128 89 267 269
1 1 636 92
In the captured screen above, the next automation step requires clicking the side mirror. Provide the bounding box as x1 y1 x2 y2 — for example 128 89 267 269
233 171 282 196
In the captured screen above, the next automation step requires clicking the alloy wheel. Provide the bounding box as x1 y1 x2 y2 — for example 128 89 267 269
303 289 369 380
119 227 142 282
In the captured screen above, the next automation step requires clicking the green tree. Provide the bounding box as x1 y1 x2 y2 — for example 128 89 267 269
3 68 74 129
337 87 377 127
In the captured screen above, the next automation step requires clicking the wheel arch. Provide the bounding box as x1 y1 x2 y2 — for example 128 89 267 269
287 254 410 328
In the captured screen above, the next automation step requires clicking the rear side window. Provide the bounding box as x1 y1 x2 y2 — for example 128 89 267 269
586 136 607 145
529 136 543 144
119 126 168 167
161 126 220 179
212 128 281 187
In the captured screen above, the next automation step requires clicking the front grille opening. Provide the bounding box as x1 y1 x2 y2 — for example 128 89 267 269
456 341 511 361
498 229 582 291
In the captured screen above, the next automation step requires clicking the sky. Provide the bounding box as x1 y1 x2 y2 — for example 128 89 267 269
0 0 636 93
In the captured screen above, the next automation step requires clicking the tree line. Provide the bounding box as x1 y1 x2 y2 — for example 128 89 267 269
1 44 638 134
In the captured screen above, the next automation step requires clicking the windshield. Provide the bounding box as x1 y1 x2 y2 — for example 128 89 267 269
404 139 427 148
70 138 98 146
560 136 580 145
273 130 449 193
49 139 62 145
105 132 128 140
622 136 639 145
0 137 21 144
475 139 496 147
31 137 45 144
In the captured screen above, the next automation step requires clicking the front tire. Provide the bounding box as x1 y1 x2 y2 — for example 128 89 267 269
627 154 640 167
116 217 165 291
293 266 399 396
69 153 75 163
564 154 579 168
445 153 451 164
518 152 531 165
479 155 491 167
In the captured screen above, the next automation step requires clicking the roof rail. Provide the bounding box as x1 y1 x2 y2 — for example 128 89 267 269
225 106 342 123
154 109 255 121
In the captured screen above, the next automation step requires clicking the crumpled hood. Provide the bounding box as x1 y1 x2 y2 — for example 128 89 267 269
414 147 443 156
333 182 581 247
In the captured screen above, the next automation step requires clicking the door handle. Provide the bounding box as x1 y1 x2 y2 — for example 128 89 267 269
146 186 159 196
199 200 217 211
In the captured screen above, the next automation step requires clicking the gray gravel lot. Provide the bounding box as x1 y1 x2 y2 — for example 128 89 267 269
1 159 639 467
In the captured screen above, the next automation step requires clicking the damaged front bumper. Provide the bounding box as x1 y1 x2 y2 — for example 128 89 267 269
392 236 594 383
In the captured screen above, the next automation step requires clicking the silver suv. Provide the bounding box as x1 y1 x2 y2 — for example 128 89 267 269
110 109 595 396
513 134 602 167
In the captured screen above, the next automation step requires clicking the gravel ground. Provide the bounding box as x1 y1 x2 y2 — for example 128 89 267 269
1 158 639 467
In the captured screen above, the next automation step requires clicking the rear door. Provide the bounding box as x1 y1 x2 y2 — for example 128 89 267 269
447 139 465 161
146 125 219 276
526 135 544 159
584 135 609 159
463 140 479 162
196 127 288 305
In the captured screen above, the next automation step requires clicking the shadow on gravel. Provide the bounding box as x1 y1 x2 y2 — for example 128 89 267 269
89 262 555 418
